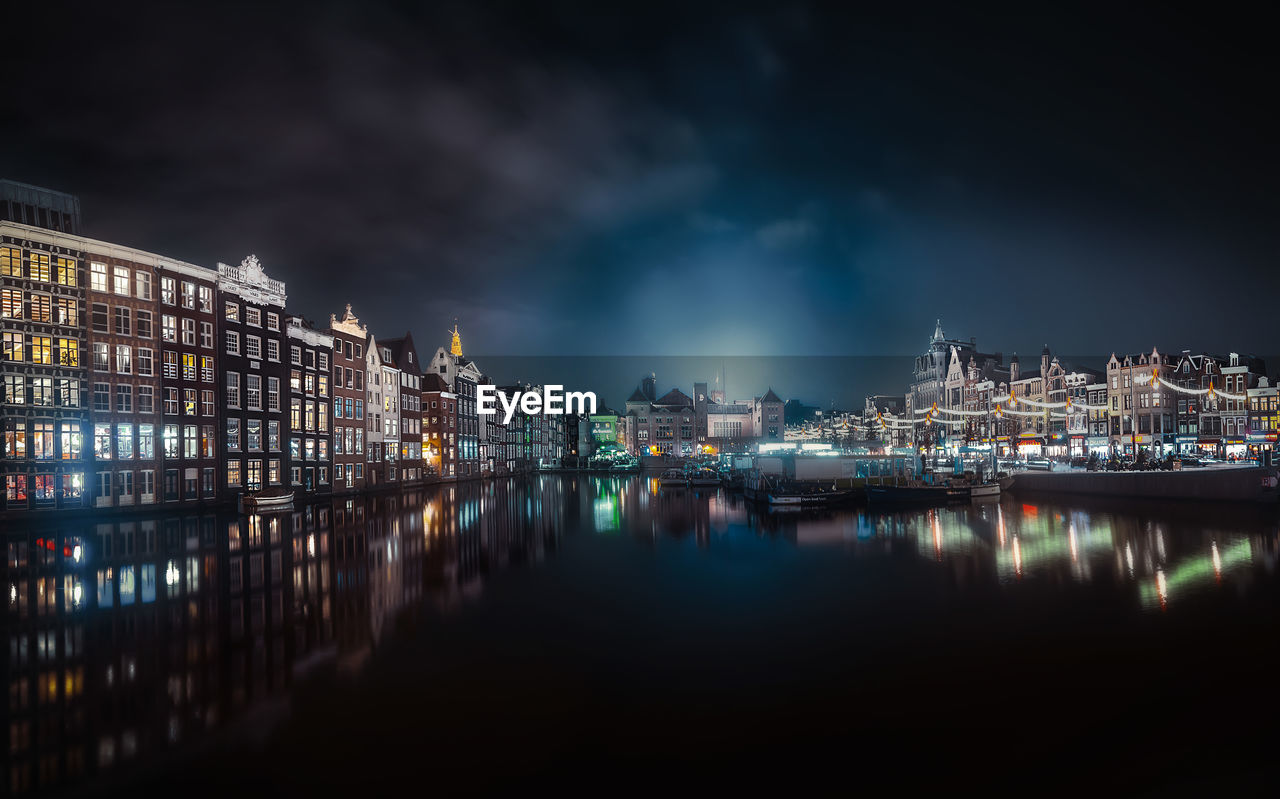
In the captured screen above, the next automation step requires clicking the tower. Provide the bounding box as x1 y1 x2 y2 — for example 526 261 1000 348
450 324 463 357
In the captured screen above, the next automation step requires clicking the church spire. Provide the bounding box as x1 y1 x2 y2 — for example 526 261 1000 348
450 323 463 357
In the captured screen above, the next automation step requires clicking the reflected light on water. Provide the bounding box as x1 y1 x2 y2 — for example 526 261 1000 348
3 476 1277 796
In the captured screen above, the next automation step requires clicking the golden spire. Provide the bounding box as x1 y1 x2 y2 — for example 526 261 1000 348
450 323 463 357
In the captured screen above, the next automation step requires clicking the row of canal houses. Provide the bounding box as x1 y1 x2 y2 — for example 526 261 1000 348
0 180 568 514
864 319 1279 459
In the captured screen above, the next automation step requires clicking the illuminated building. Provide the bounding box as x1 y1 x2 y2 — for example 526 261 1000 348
427 325 481 479
1106 348 1175 456
87 247 165 507
286 317 334 493
1246 376 1278 457
422 373 457 478
376 340 401 484
1 221 89 510
378 333 423 483
216 255 290 499
329 305 369 493
363 333 385 485
155 261 220 503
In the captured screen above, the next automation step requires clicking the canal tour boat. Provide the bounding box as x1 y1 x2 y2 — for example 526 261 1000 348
658 469 688 487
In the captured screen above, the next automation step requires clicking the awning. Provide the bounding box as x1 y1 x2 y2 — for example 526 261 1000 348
1197 437 1221 444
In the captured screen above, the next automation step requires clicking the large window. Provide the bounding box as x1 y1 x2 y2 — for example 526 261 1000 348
58 338 78 367
138 424 154 459
4 420 27 458
163 424 179 458
56 297 77 326
32 421 55 460
2 374 23 404
94 382 110 412
246 374 261 410
4 286 25 318
61 422 82 459
115 344 132 374
29 379 52 409
56 256 77 286
29 293 51 322
1 246 22 277
29 253 51 281
112 266 130 295
116 424 135 459
93 423 112 459
226 372 241 408
31 336 52 365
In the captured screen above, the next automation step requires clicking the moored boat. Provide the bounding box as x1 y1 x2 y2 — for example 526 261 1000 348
658 468 687 487
243 490 295 510
743 469 851 506
687 467 721 487
866 484 956 505
969 482 1001 499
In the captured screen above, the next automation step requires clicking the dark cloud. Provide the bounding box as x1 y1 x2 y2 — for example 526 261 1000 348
3 1 1278 361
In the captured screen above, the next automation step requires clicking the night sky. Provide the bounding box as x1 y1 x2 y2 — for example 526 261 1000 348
3 1 1278 359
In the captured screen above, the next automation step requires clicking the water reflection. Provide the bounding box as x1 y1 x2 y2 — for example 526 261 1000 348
577 475 1279 610
4 475 1279 794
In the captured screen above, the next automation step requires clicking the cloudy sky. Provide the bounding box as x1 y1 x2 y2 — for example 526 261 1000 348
3 1 1278 359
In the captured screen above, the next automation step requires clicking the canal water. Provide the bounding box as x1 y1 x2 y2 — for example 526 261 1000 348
5 476 1280 795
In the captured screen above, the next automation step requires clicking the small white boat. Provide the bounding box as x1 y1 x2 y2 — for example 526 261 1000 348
243 490 295 510
969 482 1001 499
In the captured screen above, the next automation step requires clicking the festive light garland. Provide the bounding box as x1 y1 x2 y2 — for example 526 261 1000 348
930 406 989 417
1006 396 1068 409
1154 375 1245 402
996 406 1042 417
